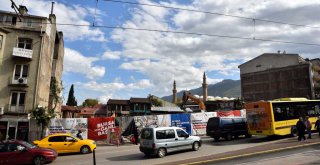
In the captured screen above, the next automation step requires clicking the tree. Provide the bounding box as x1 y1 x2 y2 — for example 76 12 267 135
82 99 99 107
66 84 77 106
30 107 56 138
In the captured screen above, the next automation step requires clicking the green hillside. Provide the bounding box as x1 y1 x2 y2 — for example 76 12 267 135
162 79 241 102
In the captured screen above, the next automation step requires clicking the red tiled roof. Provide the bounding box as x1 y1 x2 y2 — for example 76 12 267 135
80 104 103 115
61 105 79 112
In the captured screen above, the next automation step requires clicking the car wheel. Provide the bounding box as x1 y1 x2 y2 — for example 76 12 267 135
80 145 91 154
214 136 220 142
157 148 166 158
192 141 200 151
33 156 46 165
226 133 232 141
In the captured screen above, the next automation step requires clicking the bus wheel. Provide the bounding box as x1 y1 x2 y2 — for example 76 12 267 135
290 126 297 137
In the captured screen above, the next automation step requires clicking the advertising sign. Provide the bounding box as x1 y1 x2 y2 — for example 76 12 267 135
88 117 115 140
49 118 88 139
171 114 191 134
191 112 216 135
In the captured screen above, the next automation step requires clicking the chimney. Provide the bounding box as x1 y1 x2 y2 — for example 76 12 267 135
18 5 28 15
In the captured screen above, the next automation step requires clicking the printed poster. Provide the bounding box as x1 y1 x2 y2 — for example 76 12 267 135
171 114 191 134
88 117 115 140
134 115 171 129
49 118 88 139
191 112 217 136
108 127 121 145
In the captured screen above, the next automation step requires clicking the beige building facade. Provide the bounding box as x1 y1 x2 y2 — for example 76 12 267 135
0 6 64 141
239 52 320 102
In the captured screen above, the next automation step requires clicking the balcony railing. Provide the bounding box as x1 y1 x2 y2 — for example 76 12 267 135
9 104 26 113
12 47 33 59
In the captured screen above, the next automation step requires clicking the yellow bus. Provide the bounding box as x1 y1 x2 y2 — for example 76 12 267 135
246 98 320 136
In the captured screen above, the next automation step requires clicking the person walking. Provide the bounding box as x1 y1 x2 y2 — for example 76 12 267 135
296 117 306 141
305 116 312 139
315 116 320 137
76 130 83 140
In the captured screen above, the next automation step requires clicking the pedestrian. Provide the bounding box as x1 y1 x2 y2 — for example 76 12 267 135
296 117 306 141
305 116 312 139
76 130 83 140
133 126 139 145
315 116 320 137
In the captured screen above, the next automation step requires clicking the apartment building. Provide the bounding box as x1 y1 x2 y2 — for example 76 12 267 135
0 6 64 140
238 52 320 102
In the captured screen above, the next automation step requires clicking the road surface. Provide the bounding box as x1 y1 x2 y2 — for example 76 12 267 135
50 136 292 165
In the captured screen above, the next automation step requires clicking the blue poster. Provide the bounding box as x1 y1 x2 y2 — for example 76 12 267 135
171 114 192 135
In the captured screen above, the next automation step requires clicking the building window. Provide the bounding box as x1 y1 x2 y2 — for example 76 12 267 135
18 38 32 50
0 35 3 49
13 64 28 80
1 15 17 25
10 91 26 113
23 18 32 27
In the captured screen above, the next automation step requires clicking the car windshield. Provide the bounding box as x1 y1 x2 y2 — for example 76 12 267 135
21 141 37 149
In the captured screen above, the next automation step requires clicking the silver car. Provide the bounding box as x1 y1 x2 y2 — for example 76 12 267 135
139 127 202 158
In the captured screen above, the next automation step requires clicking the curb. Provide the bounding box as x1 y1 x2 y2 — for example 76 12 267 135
181 141 320 165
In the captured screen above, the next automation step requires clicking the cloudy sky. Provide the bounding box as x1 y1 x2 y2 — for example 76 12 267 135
1 0 320 104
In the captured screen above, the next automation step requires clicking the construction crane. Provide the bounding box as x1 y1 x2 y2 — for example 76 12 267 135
180 91 206 112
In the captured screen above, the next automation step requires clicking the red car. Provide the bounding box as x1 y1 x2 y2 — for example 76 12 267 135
0 140 57 165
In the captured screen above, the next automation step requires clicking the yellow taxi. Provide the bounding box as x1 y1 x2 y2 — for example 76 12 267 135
33 133 96 154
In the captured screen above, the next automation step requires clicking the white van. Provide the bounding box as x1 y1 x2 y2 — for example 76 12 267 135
139 127 202 158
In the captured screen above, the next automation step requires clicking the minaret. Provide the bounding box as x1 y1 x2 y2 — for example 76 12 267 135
202 72 208 102
172 80 177 104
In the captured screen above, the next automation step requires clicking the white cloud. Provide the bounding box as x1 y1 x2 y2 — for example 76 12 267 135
0 0 106 41
102 51 121 60
108 0 320 97
64 48 105 79
76 79 153 100
98 95 112 104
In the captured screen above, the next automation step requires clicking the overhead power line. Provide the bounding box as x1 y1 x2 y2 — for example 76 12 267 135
103 0 320 29
3 19 320 46
51 22 320 46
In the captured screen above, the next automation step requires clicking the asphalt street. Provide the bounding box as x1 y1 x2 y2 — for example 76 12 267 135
50 135 294 165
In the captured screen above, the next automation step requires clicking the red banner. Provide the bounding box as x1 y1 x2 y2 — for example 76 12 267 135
88 117 115 140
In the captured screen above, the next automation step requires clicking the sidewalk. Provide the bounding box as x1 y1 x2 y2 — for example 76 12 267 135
159 134 320 165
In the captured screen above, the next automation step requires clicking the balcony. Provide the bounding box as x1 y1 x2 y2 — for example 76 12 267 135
12 47 33 59
7 104 26 114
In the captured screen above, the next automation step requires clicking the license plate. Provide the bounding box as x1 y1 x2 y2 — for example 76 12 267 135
143 141 149 145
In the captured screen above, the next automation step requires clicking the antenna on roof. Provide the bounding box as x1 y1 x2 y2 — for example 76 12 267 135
10 0 22 21
51 2 55 15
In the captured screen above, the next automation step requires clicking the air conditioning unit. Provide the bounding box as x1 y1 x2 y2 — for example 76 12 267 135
17 77 27 84
0 107 4 115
